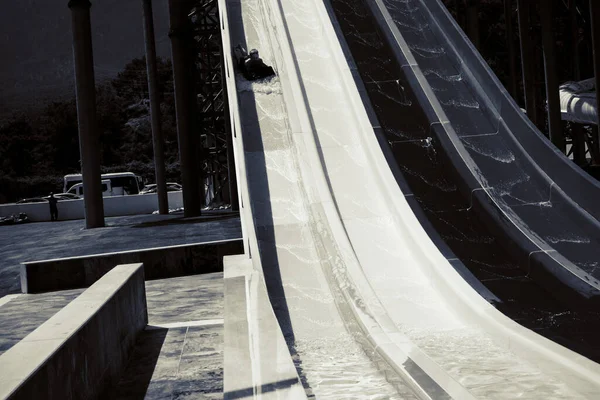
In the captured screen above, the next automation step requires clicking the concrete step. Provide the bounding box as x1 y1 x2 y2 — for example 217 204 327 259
0 263 147 399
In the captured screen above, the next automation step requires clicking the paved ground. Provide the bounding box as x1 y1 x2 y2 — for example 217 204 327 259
0 289 83 356
113 273 224 399
0 212 241 296
145 273 223 325
0 273 224 399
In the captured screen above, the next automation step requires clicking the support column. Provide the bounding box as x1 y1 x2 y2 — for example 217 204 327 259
591 127 600 165
590 0 600 132
540 0 565 152
570 0 586 165
69 0 104 228
142 0 169 214
169 0 202 217
504 0 518 98
465 0 480 49
517 0 537 124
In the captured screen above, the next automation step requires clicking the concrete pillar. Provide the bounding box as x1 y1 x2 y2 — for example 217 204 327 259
504 0 518 99
142 0 169 214
540 0 565 152
570 0 586 165
68 0 105 228
465 0 480 49
517 0 537 124
570 0 581 80
590 0 600 131
591 127 600 165
168 0 202 217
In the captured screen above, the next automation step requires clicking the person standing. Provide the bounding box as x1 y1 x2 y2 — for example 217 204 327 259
48 192 59 221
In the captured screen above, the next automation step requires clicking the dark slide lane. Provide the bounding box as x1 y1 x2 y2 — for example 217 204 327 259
327 0 600 362
381 0 600 288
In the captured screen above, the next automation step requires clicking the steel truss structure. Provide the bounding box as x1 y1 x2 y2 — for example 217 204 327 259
190 0 233 207
455 0 600 178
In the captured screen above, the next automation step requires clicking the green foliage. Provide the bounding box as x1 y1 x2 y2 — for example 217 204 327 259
0 57 179 203
0 115 36 176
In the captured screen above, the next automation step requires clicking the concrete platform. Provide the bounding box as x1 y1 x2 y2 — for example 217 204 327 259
0 273 224 398
0 273 223 356
21 239 242 293
0 289 83 356
0 212 241 296
0 263 147 399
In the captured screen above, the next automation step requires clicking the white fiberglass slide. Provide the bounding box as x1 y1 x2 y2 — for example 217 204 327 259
221 0 600 398
222 0 416 398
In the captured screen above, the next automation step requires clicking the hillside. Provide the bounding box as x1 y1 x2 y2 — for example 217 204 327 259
0 57 181 204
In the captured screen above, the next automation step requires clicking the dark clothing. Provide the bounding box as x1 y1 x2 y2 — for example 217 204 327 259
48 197 58 221
240 56 275 81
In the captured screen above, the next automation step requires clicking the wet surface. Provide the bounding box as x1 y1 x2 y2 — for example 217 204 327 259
0 212 241 296
380 0 600 282
328 0 600 362
232 0 418 395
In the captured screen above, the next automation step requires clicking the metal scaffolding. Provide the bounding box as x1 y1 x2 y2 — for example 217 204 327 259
190 0 236 208
456 0 599 174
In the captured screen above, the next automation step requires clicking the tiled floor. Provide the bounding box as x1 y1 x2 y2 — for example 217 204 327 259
112 325 223 400
146 274 223 326
111 273 224 400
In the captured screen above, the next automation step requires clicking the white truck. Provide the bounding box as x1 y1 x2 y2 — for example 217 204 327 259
64 172 143 197
66 180 112 197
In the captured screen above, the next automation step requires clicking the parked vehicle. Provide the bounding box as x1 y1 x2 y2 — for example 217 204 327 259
16 197 48 204
67 180 113 197
63 172 143 196
43 193 81 200
140 183 182 194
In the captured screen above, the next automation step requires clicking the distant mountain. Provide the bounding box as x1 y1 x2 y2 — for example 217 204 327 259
0 0 171 118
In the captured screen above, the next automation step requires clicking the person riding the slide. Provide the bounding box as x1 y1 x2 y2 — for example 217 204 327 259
234 45 275 81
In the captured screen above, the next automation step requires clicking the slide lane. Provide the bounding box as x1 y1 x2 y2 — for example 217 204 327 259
381 0 600 301
222 0 600 397
222 0 417 397
328 0 600 363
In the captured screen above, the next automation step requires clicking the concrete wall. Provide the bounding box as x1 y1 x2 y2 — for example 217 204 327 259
21 239 243 293
0 263 147 400
0 191 183 222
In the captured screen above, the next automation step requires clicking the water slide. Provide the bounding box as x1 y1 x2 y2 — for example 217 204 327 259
219 0 600 397
345 0 600 358
560 78 597 125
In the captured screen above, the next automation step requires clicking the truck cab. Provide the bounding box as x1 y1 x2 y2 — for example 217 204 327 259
67 180 113 197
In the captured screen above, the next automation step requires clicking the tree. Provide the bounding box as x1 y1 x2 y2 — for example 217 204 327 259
0 56 178 203
0 116 35 176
